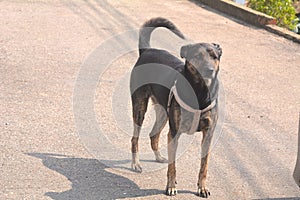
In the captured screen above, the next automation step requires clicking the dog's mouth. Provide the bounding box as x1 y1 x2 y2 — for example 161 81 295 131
204 78 212 87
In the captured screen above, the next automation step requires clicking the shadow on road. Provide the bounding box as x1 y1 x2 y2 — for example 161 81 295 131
253 198 300 200
27 153 161 199
60 0 138 37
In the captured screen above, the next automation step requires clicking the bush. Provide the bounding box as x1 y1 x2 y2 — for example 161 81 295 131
248 0 298 30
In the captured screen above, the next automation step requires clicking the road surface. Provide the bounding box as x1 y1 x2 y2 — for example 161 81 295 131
1 0 300 199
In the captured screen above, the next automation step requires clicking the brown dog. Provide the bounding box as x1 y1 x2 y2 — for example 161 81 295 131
130 17 222 198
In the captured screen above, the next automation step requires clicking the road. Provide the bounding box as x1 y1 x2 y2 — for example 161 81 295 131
1 0 300 199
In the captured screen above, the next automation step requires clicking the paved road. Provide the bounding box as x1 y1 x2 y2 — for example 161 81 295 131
1 0 300 199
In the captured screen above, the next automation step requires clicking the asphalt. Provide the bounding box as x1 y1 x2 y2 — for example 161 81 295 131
1 0 300 199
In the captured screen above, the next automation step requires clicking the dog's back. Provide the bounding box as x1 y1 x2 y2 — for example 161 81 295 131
135 48 183 71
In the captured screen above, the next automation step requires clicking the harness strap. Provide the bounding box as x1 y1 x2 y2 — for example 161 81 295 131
167 84 216 134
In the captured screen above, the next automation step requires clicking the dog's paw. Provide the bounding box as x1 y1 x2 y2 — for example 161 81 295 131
166 187 177 196
197 187 210 198
131 162 142 173
166 180 177 196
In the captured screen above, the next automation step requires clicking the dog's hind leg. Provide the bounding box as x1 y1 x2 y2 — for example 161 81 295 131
149 101 168 163
131 92 149 173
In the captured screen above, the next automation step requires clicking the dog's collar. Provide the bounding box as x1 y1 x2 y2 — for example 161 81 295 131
168 83 216 134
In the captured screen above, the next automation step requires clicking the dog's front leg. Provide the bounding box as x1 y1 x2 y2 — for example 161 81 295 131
197 129 213 198
166 100 181 196
166 130 179 196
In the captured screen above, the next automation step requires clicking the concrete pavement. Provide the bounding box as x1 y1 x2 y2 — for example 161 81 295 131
1 0 300 199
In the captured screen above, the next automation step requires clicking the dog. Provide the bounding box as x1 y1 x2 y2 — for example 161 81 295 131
130 17 222 198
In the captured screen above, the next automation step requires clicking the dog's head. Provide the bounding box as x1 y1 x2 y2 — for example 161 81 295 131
180 43 222 86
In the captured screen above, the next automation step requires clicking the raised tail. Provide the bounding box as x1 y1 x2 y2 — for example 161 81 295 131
138 17 185 55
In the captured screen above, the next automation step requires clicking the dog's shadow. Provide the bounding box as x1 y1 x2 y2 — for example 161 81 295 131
253 198 300 200
27 153 161 199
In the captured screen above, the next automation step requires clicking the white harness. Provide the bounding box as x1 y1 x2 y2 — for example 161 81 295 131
168 84 216 134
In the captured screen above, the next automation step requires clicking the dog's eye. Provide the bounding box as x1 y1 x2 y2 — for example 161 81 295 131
207 49 218 59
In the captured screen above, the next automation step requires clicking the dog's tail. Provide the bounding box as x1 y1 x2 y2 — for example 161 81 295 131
139 17 185 55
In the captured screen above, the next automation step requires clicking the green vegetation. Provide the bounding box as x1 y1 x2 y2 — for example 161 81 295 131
248 0 299 30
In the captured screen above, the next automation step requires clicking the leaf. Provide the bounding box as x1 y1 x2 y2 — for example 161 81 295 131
248 0 297 30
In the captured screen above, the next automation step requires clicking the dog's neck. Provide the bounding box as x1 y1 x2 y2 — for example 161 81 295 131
175 64 212 110
184 60 219 104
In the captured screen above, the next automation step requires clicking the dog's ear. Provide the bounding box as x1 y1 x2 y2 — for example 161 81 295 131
212 43 222 59
180 44 190 58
